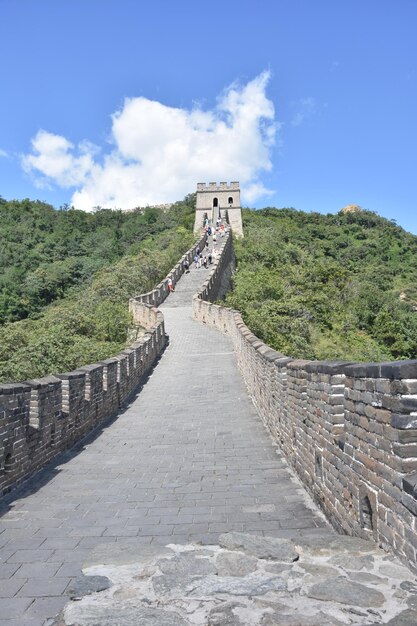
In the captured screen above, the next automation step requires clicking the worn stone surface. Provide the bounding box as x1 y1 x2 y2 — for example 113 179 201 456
307 576 385 607
208 601 245 625
157 554 216 576
55 538 417 625
152 573 202 596
384 609 417 625
406 594 417 609
328 554 375 570
379 562 415 579
215 552 258 576
84 543 174 568
219 532 299 562
261 612 345 626
348 571 388 585
63 605 189 626
298 563 339 578
66 574 112 599
295 536 378 557
189 573 287 596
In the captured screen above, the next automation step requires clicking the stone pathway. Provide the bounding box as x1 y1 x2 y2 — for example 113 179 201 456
1 247 417 625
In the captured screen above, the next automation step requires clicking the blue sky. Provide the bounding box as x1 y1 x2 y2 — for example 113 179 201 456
1 0 417 233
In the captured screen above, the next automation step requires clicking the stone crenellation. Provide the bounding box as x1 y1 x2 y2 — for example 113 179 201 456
197 181 240 191
0 233 207 496
193 232 417 571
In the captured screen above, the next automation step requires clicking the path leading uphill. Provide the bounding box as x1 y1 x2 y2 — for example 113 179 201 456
1 251 416 626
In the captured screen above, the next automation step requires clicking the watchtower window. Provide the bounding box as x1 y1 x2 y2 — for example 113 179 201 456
213 197 218 208
228 197 233 205
360 494 374 531
4 453 13 473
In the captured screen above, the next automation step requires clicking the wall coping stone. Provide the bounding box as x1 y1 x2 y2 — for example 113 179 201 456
25 376 61 388
54 371 86 380
78 364 105 373
345 360 417 379
287 359 312 369
305 361 357 375
391 414 417 430
403 473 417 498
99 357 121 366
0 382 31 394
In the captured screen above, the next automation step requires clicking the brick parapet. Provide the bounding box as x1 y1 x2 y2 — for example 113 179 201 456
0 234 205 496
130 234 207 307
192 238 417 571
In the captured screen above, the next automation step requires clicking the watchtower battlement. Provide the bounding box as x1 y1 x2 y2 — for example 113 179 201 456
197 181 240 191
195 181 243 237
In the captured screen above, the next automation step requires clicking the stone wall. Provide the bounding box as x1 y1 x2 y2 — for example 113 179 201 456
193 237 417 570
0 234 207 496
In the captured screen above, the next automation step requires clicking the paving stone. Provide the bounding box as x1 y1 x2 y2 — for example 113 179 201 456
157 553 217 575
189 572 287 596
384 610 417 625
406 594 417 610
307 576 386 607
12 562 62 578
152 573 203 596
348 571 388 585
261 612 345 625
0 577 26 597
219 532 299 562
295 536 378 557
379 562 415 579
65 605 189 625
328 554 375 570
263 562 292 575
207 601 245 625
66 574 112 599
0 562 21 578
7 549 54 563
24 595 82 620
0 597 34 618
83 543 174 568
17 576 71 597
215 551 258 576
298 563 339 578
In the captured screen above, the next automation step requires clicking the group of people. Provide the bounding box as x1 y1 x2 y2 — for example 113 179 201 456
193 246 218 269
170 218 225 292
203 217 226 239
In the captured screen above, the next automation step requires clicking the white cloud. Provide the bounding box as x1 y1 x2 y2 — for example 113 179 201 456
291 97 316 127
22 71 277 210
0 148 8 158
22 131 98 189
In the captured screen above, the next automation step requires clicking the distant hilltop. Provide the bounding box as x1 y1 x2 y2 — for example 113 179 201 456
340 204 362 213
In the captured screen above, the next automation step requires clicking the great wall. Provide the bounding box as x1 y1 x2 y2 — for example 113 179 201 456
1 184 417 625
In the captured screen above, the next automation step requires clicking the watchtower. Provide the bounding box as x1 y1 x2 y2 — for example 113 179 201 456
194 181 243 237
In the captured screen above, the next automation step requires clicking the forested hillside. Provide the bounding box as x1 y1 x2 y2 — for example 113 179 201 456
0 196 195 382
2 196 416 382
225 207 417 361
